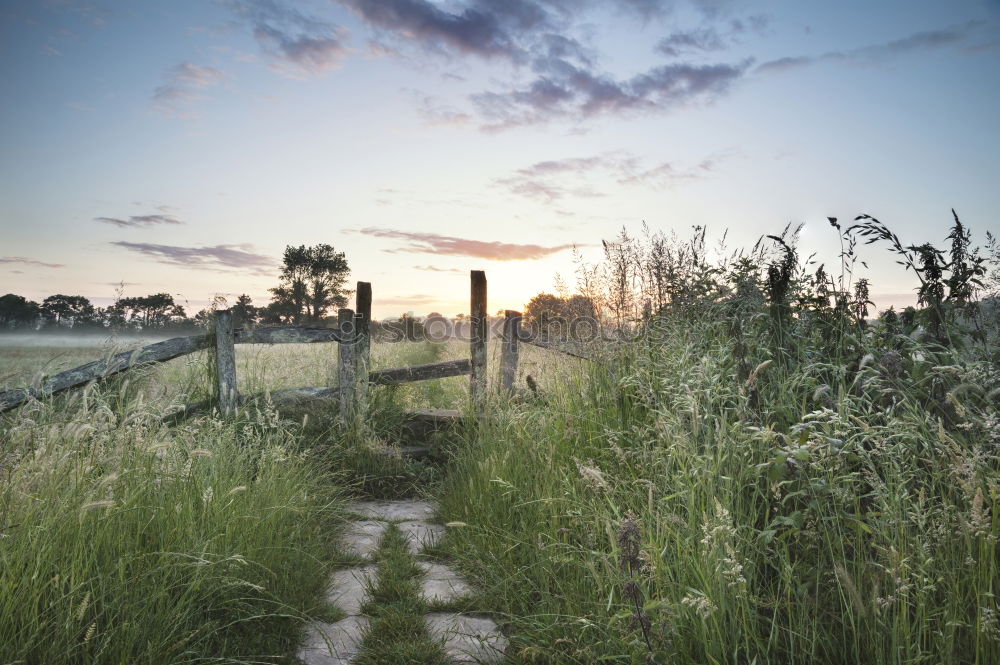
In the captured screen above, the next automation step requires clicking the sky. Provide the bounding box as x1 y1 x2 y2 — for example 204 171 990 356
1 0 999 319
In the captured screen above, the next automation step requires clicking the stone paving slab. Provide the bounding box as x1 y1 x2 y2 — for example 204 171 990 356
418 561 472 604
398 520 446 554
340 520 386 559
298 615 370 665
326 565 377 616
424 613 507 664
347 499 436 521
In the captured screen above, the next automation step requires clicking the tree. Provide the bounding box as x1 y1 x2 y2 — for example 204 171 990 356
232 294 259 326
525 293 565 330
41 294 95 327
0 294 40 329
269 244 350 324
118 293 182 328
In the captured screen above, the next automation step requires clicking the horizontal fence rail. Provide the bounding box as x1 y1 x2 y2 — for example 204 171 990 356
0 324 349 414
235 326 348 345
0 335 211 412
163 358 474 421
369 358 472 386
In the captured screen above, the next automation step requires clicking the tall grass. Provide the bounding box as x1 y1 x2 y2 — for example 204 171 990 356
435 219 999 664
0 378 347 664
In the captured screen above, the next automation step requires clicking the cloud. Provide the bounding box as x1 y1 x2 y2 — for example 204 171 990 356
513 155 615 177
414 265 464 273
151 62 225 117
757 20 985 73
94 214 184 228
357 228 577 260
337 0 550 61
110 242 274 274
651 13 766 59
496 151 722 202
412 92 473 126
0 256 65 268
226 0 349 76
335 0 757 128
656 27 726 56
615 158 716 186
471 56 751 129
495 175 605 203
497 154 614 203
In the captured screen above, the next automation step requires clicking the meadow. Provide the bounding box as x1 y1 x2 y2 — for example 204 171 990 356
1 219 998 665
0 335 577 664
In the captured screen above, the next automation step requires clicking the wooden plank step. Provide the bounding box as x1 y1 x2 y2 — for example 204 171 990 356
370 359 471 386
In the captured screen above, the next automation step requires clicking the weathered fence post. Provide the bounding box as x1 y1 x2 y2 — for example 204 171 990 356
470 270 487 411
214 308 238 415
354 282 372 413
338 308 356 421
501 309 521 392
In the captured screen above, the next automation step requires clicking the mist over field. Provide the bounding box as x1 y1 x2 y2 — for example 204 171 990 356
0 332 171 348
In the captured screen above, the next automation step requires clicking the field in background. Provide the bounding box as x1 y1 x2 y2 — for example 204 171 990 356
0 335 585 408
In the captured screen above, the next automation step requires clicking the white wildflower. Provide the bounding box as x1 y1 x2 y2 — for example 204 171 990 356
681 591 717 619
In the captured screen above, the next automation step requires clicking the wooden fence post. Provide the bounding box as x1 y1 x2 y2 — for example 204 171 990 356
354 282 372 413
501 309 521 392
470 270 487 410
338 308 356 421
214 308 238 415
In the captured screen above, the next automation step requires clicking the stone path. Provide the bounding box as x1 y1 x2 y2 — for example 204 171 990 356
298 499 507 665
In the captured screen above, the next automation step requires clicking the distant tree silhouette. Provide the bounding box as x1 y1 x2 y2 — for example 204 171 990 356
117 293 185 328
525 293 564 329
0 294 40 329
41 294 95 327
268 244 350 324
232 294 259 326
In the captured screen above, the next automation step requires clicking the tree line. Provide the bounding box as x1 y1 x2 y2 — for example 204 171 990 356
0 244 353 332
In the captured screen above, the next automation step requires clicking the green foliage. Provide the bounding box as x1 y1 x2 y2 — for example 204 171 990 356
435 214 999 664
0 293 41 329
267 244 351 324
0 384 347 664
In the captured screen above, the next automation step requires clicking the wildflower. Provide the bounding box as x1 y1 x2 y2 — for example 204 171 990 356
146 442 172 456
576 459 609 493
76 592 90 621
746 359 772 390
981 606 1000 642
835 563 867 618
968 487 991 538
700 500 735 547
680 591 717 619
618 514 641 575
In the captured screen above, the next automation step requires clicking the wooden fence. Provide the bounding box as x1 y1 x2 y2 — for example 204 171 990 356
0 270 584 418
